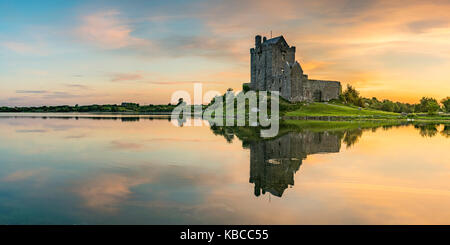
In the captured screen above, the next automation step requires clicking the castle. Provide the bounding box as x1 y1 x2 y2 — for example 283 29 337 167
246 35 341 102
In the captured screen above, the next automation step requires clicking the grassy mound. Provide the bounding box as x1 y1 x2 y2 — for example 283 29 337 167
284 102 399 117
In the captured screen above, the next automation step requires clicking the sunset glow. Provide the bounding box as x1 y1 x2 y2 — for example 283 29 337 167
1 0 450 106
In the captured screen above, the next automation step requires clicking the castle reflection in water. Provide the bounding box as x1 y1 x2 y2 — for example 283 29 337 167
210 126 346 198
249 131 340 197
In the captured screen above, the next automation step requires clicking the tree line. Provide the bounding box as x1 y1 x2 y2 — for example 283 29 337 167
339 85 450 115
0 103 177 113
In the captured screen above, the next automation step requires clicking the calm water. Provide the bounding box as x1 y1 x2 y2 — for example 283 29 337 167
0 113 449 224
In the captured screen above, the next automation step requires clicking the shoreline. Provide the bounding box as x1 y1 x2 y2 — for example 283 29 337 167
1 112 448 124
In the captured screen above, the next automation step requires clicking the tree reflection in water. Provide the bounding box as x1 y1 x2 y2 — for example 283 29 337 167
414 124 439 138
442 125 450 138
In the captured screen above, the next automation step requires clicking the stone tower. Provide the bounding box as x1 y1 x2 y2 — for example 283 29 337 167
250 35 296 91
248 35 341 102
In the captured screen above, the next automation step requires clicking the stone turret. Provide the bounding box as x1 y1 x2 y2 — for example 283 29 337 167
255 35 261 48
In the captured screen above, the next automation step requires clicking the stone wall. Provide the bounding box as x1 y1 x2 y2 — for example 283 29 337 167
303 79 342 102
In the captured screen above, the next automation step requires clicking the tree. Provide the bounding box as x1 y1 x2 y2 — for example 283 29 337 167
340 85 364 107
418 97 439 113
425 100 440 115
441 97 450 113
381 100 395 112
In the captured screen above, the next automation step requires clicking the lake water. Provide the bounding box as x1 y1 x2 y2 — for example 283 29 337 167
0 113 449 224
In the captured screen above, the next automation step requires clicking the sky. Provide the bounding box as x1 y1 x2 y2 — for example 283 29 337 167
1 0 450 106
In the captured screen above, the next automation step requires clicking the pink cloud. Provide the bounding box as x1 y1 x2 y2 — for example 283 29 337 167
75 174 145 212
77 10 150 49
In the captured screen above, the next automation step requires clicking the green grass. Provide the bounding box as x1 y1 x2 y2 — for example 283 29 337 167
284 102 399 117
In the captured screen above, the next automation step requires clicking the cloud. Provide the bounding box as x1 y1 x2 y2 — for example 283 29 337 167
149 35 248 61
302 60 334 73
126 0 448 64
194 0 302 34
110 140 145 151
64 84 90 89
16 90 78 99
9 90 89 105
2 169 44 182
15 129 47 133
65 134 87 139
42 91 81 99
77 10 151 49
143 80 226 86
73 7 250 61
407 19 449 33
110 73 144 82
1 42 47 55
16 90 48 94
